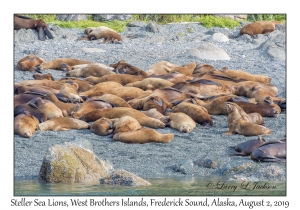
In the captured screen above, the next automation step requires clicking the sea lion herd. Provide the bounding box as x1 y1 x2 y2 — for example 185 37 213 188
14 21 286 162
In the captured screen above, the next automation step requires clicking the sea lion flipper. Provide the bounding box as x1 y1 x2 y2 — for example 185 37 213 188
44 28 54 39
38 27 46 41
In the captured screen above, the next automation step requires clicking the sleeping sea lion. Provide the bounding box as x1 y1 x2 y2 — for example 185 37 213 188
166 112 196 133
29 97 63 119
125 78 174 91
230 136 267 156
147 71 194 84
250 141 286 162
90 117 114 136
171 102 213 126
141 108 170 123
58 77 94 92
17 54 45 71
32 73 54 81
65 64 115 78
15 80 64 90
37 117 90 131
109 60 148 77
85 74 144 86
79 107 165 128
170 62 197 76
146 61 180 75
113 128 174 144
90 94 131 108
14 112 39 138
59 82 83 103
43 93 79 116
78 26 121 43
78 81 123 97
112 116 142 133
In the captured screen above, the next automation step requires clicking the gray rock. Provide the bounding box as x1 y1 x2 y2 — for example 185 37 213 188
14 29 38 42
127 21 147 27
146 21 160 33
276 24 286 33
256 34 286 60
92 14 132 21
55 14 88 21
173 159 194 174
187 43 230 60
209 32 229 42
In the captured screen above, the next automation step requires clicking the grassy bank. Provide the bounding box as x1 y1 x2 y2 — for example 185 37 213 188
25 14 286 32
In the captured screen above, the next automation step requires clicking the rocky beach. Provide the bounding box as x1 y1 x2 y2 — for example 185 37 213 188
14 20 286 184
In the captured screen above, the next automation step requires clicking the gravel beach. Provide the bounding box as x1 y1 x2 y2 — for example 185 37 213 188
14 21 286 182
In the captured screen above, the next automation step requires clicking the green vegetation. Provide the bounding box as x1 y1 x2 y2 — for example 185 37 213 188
24 14 286 32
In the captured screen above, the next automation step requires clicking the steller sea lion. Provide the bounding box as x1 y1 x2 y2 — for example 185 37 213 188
166 112 196 133
109 60 148 77
65 64 115 78
147 71 194 84
171 102 213 126
112 116 142 133
230 136 267 156
90 94 131 108
37 58 93 71
14 112 39 138
90 117 114 136
59 82 83 103
58 77 94 92
32 73 54 81
224 102 271 136
146 61 180 75
231 80 278 96
14 84 60 95
250 141 286 162
125 78 174 91
220 67 271 84
43 93 79 116
245 85 284 103
29 97 64 119
192 63 217 76
170 62 197 76
14 101 47 123
14 92 45 108
79 107 165 128
85 74 144 86
14 15 53 41
17 54 45 71
78 26 121 43
141 108 170 124
78 81 123 97
15 79 64 90
71 99 113 119
113 128 174 144
37 117 90 131
240 20 283 37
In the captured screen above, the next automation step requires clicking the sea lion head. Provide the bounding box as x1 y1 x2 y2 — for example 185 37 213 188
180 124 193 133
17 54 45 71
143 96 167 114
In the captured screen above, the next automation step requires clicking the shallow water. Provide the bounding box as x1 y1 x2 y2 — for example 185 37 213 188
14 177 286 196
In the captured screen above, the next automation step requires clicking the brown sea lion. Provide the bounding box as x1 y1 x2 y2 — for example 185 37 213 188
15 80 64 90
85 74 144 86
113 128 174 144
43 93 79 116
220 67 271 84
14 15 53 41
90 94 131 108
14 101 47 123
230 136 267 156
170 62 197 76
199 73 241 87
245 85 284 103
79 107 165 128
231 81 278 96
109 60 148 77
14 84 60 95
141 108 170 124
65 64 115 78
224 102 271 136
71 99 112 119
16 54 45 71
128 95 173 114
30 97 64 119
90 117 114 136
125 78 174 91
250 141 286 162
112 116 142 133
78 26 121 43
59 82 83 103
38 58 93 71
146 61 180 75
58 77 94 92
147 72 194 84
171 102 213 126
14 92 45 108
173 79 233 98
166 112 196 133
14 112 39 138
240 20 283 37
192 63 217 76
231 97 281 117
78 81 123 97
37 117 90 131
32 73 54 81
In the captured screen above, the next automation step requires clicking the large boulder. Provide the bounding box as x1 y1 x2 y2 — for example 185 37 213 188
100 169 151 186
38 140 111 184
187 43 230 60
